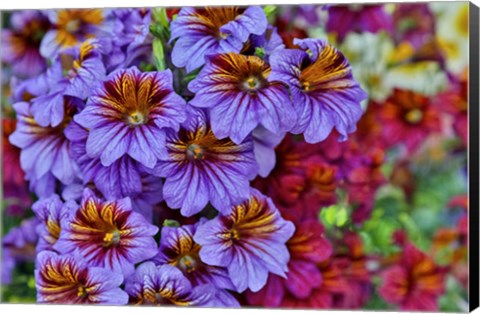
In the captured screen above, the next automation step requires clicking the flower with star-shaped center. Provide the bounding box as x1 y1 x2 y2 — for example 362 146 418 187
150 108 258 216
8 99 81 189
270 38 367 144
379 243 446 311
74 66 186 168
65 121 163 222
377 89 441 152
170 6 267 72
194 189 295 293
30 40 106 128
1 10 51 77
245 218 332 307
124 262 215 306
54 189 158 276
154 223 234 291
32 194 78 252
35 250 128 305
40 9 110 58
188 52 296 144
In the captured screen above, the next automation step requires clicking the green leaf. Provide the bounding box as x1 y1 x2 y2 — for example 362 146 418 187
254 47 265 59
163 219 180 227
319 204 349 227
336 207 348 227
263 5 277 18
152 8 170 28
152 38 166 71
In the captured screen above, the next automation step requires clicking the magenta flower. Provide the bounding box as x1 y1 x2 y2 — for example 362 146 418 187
188 52 296 144
74 66 186 168
194 189 295 292
35 250 128 304
270 38 367 143
150 108 258 216
124 262 215 306
326 4 393 41
379 244 446 311
246 219 333 306
54 189 158 276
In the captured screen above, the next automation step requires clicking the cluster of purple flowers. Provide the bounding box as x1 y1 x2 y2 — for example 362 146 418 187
3 6 366 305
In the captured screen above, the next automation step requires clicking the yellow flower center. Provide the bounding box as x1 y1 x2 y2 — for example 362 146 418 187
405 109 423 124
65 20 81 33
103 229 121 247
228 229 240 241
301 81 312 92
128 112 145 125
77 285 88 298
179 255 197 273
242 76 264 93
187 144 205 161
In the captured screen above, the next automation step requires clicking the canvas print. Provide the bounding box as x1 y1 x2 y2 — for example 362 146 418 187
0 1 474 311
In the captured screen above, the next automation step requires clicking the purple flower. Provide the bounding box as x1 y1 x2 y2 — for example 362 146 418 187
170 6 267 72
107 9 153 71
8 100 80 187
252 126 285 178
9 70 50 104
54 189 159 276
154 223 234 290
1 10 50 77
194 189 295 293
65 121 163 221
35 250 128 304
62 39 107 100
74 66 186 168
270 38 367 143
1 248 15 285
246 25 285 61
149 108 258 216
26 172 56 198
40 9 112 59
326 4 393 41
32 194 78 252
124 262 215 306
3 217 39 262
188 52 296 144
30 40 105 127
27 63 68 127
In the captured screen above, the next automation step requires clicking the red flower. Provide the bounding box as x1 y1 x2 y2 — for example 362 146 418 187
333 233 372 309
253 135 336 221
377 89 441 152
245 219 332 307
379 243 446 311
2 118 31 216
433 72 468 146
280 260 349 309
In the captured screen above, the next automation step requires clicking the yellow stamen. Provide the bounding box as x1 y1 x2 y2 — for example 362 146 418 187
179 255 196 273
302 81 311 92
405 109 423 124
228 229 240 241
128 112 145 125
103 229 121 247
187 144 205 161
77 285 87 298
65 20 80 33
